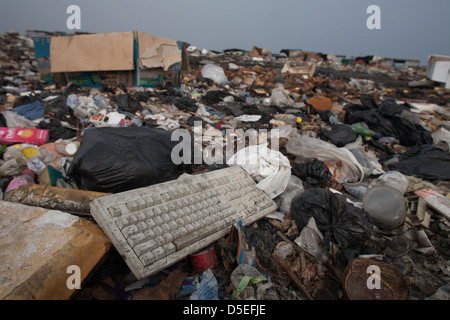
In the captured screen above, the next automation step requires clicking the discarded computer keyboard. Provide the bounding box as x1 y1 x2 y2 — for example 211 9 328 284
90 166 278 279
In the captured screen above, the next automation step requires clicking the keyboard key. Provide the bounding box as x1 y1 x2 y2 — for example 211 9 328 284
173 224 218 250
128 233 146 247
163 243 176 255
134 239 156 256
122 225 139 238
108 205 122 217
152 247 165 260
140 251 156 266
136 222 148 232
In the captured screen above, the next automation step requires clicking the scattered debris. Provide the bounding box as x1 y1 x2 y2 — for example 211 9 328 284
0 30 449 302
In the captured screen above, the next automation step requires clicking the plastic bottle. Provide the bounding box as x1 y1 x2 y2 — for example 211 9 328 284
65 141 80 156
4 169 35 197
350 125 381 139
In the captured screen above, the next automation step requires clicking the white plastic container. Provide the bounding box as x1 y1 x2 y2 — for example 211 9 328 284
363 185 406 231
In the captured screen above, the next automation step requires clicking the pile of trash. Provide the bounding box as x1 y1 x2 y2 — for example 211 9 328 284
1 31 450 301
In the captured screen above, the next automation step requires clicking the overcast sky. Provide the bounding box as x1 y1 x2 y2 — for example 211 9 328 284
1 0 449 65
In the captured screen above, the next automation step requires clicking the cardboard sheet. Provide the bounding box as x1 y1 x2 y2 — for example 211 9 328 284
0 201 111 299
137 32 181 71
139 42 181 71
50 32 135 73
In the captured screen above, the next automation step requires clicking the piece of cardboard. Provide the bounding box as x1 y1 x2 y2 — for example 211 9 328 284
50 32 135 73
0 201 111 300
137 32 178 58
137 32 181 71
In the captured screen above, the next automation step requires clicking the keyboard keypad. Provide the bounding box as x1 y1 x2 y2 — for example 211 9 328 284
90 166 278 279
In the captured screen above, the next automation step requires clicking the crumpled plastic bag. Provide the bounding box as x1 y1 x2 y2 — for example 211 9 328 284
291 158 332 187
275 175 305 214
1 111 37 128
66 94 80 109
295 217 330 264
144 114 180 131
319 124 357 147
227 143 291 198
370 171 410 194
432 127 450 152
66 94 99 118
0 144 57 176
344 99 433 147
269 86 294 106
345 136 384 178
201 64 228 84
230 264 268 300
112 93 142 114
189 269 219 300
384 229 435 257
286 135 365 184
291 188 373 263
0 146 28 176
385 144 450 181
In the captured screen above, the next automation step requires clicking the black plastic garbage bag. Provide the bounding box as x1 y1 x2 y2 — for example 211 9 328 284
202 90 244 106
38 118 77 142
291 188 373 261
385 144 450 181
133 91 152 102
67 127 184 193
344 99 432 147
319 124 357 147
0 114 6 128
291 159 332 187
112 93 142 114
174 96 198 113
359 94 378 109
12 93 41 108
42 95 67 114
187 116 207 127
217 102 245 117
378 99 407 115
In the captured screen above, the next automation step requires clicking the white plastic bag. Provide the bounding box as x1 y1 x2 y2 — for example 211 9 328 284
345 136 384 177
1 111 37 128
201 64 228 84
269 86 294 106
189 269 219 300
67 95 98 118
370 171 410 194
432 127 450 152
227 143 291 199
295 217 330 264
286 135 365 184
275 175 305 214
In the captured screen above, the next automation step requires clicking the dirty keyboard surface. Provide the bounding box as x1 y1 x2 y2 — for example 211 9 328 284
90 166 277 279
